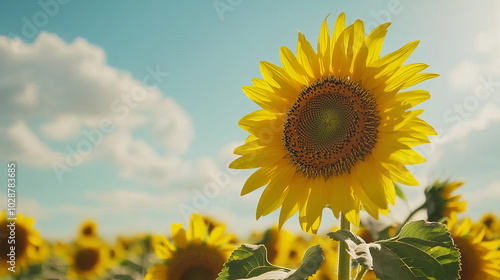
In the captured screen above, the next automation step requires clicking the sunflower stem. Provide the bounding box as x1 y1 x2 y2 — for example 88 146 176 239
338 214 351 280
354 265 368 280
397 203 426 234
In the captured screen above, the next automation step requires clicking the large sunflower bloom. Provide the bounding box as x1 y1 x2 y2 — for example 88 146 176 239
145 213 235 280
0 211 43 275
230 13 437 232
447 212 500 280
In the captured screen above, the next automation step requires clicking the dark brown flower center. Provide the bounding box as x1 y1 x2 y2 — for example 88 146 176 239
83 227 93 236
168 245 227 280
283 77 379 179
180 266 216 280
75 248 100 271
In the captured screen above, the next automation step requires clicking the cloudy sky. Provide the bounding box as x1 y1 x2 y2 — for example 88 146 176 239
0 0 499 240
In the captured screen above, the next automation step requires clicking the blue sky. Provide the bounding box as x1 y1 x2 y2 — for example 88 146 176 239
0 0 499 240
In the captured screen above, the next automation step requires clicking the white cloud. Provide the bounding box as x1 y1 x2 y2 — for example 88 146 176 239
464 180 500 206
1 121 65 166
438 103 500 145
40 114 81 141
448 60 480 92
0 32 194 186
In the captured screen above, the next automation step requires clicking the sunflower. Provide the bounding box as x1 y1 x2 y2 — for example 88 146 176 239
424 180 466 222
479 212 500 241
447 212 500 280
0 211 43 275
261 227 310 269
202 215 239 244
145 213 235 280
230 13 437 232
67 238 111 279
31 238 51 264
309 234 339 280
108 240 126 267
78 219 99 240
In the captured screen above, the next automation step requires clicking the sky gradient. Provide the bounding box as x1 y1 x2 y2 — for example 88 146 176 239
0 0 499 241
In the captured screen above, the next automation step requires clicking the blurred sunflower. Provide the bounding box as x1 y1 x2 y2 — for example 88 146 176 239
230 12 437 232
479 212 500 241
67 238 111 279
273 229 310 269
117 235 145 257
108 241 126 267
425 180 466 221
447 212 500 280
309 234 338 280
0 211 43 275
31 239 51 264
202 215 238 244
145 213 235 280
78 219 99 240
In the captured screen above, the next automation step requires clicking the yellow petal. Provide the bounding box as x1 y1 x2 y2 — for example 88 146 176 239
171 223 188 249
384 63 429 92
297 32 320 79
151 236 174 259
230 146 284 169
331 12 346 50
378 160 419 186
278 176 303 229
305 179 327 233
145 264 168 280
256 164 295 218
363 41 420 89
238 109 283 138
207 225 226 245
252 78 273 91
317 14 331 75
332 24 352 77
364 22 391 65
260 61 301 99
401 72 440 90
241 165 276 195
345 209 360 226
389 148 426 165
327 174 358 220
395 90 431 107
188 213 207 245
280 46 310 86
242 85 288 112
352 158 389 210
347 20 366 74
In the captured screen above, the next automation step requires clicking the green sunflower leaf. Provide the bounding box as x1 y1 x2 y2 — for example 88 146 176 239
328 220 461 280
217 244 324 280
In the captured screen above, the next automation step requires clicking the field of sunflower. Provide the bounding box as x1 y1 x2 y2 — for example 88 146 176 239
1 3 500 280
1 193 499 279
